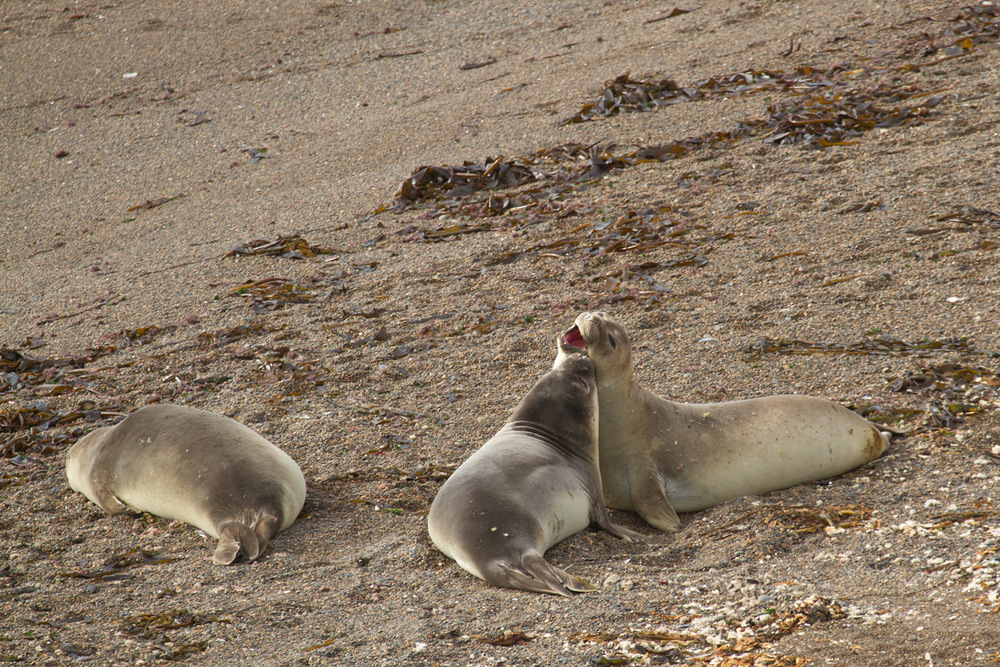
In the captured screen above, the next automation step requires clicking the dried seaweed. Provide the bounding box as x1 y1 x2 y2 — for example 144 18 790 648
474 631 532 646
2 429 75 462
645 7 693 24
883 364 997 430
0 346 93 395
121 608 226 638
233 278 316 311
909 205 1000 239
755 86 944 147
913 4 1000 66
197 321 276 346
390 82 942 216
387 11 975 218
126 194 184 212
767 505 875 533
561 69 814 125
852 403 927 429
225 234 337 260
100 325 177 349
888 363 998 394
488 205 725 268
935 205 1000 227
2 404 122 438
120 607 227 661
742 335 974 358
563 5 997 127
932 502 1000 527
394 156 540 208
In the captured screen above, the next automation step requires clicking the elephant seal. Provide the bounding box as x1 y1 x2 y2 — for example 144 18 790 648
558 311 890 532
66 404 306 565
428 351 642 597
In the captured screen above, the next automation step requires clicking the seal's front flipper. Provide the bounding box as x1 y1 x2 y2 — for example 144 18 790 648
591 505 645 542
92 487 132 514
213 521 261 565
491 555 598 597
632 471 681 532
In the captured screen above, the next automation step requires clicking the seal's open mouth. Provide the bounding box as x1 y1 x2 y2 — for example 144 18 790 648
562 326 585 349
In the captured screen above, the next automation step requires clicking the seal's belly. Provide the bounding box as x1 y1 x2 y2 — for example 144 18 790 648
541 486 592 546
114 482 219 536
660 397 885 512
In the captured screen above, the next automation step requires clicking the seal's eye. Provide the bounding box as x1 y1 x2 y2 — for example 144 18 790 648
608 334 617 349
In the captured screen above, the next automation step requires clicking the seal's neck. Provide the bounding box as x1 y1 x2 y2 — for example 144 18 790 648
594 355 635 393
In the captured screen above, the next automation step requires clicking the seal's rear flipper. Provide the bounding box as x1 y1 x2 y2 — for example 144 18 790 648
251 514 280 559
492 555 598 597
213 521 261 565
633 472 681 532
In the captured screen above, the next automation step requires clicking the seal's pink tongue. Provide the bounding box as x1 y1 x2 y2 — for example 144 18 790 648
563 326 585 348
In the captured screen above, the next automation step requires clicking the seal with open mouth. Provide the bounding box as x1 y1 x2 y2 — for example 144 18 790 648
557 312 890 531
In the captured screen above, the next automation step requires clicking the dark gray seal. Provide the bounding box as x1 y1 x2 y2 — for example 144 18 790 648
427 351 641 596
66 404 306 564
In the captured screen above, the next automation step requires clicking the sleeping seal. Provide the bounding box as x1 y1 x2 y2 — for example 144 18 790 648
65 404 306 564
558 311 890 531
428 350 641 596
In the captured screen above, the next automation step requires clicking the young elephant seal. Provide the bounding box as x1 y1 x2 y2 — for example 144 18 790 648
428 351 642 597
558 312 890 532
66 404 306 565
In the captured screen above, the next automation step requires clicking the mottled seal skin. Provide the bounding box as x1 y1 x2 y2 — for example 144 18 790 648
558 312 890 532
427 351 642 597
65 404 306 565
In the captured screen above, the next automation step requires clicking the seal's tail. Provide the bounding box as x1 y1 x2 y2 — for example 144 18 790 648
212 515 280 565
491 554 599 597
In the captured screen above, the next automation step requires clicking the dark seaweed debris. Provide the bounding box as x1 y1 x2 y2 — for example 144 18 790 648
560 68 837 125
376 3 993 217
394 157 540 208
742 335 975 358
120 607 228 661
232 278 316 311
1 346 92 395
2 403 123 461
766 505 875 534
225 234 337 260
391 82 943 212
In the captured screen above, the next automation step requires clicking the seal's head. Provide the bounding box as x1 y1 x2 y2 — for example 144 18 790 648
557 312 634 384
64 427 110 502
517 351 598 438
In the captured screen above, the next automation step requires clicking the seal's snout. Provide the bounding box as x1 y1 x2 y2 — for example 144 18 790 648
562 326 585 350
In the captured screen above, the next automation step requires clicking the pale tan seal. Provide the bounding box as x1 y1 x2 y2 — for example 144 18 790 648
65 404 306 565
558 312 890 532
427 351 642 597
